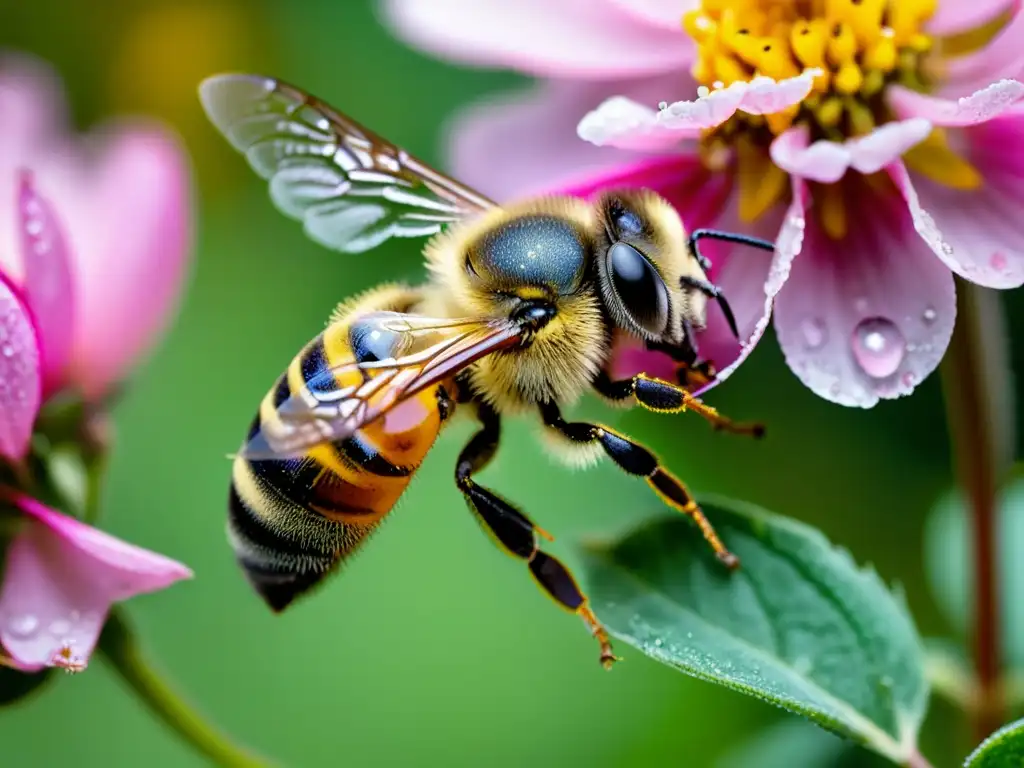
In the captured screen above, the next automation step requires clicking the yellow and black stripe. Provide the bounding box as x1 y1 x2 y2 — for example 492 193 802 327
228 301 452 612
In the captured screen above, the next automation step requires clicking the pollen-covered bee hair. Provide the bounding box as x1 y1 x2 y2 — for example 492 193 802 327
200 72 776 670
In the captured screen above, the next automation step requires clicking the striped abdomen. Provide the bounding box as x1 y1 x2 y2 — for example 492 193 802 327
229 308 451 612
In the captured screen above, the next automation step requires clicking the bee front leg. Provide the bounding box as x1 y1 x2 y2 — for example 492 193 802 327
539 401 740 569
593 370 765 438
456 402 619 669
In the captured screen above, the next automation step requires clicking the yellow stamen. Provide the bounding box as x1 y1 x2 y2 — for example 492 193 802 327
818 182 848 239
736 136 790 222
903 128 984 190
684 0 980 238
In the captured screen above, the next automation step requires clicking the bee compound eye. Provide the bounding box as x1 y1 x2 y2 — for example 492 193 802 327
606 242 669 336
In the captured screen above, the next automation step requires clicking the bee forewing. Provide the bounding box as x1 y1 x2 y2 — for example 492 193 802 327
238 312 522 461
198 73 496 254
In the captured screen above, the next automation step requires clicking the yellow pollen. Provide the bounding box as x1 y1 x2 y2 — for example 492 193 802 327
682 0 986 238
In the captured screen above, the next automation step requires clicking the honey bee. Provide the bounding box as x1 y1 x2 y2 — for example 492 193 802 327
199 74 775 668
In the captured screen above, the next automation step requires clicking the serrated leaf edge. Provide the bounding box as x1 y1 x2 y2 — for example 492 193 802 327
964 717 1024 766
587 545 915 763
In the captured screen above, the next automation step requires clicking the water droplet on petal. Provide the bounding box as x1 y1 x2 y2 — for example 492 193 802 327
922 306 936 324
851 317 906 379
7 614 39 638
991 252 1008 271
902 371 916 387
941 242 954 256
800 317 827 350
657 101 668 111
1 344 13 357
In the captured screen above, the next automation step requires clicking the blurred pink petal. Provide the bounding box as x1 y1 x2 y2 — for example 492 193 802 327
771 119 932 182
0 492 192 672
606 0 699 29
889 79 1024 126
774 186 956 407
17 171 74 395
577 96 685 151
0 53 65 166
940 11 1024 98
52 126 192 399
889 110 1024 289
0 274 41 462
380 0 691 78
927 0 1020 35
447 78 674 202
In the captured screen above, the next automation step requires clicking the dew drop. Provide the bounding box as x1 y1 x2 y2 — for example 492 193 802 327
990 251 1008 271
653 638 664 648
1 344 13 358
800 316 827 350
902 371 916 387
851 317 906 379
657 101 668 111
922 306 937 324
941 241 954 256
7 614 39 638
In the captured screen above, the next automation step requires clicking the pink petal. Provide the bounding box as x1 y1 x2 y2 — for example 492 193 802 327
0 53 65 169
577 96 686 151
656 70 819 135
0 273 42 462
927 0 1019 35
380 0 692 79
846 118 934 173
771 119 932 182
774 184 956 407
49 125 192 400
0 493 192 672
447 77 676 202
738 70 821 115
17 171 75 395
771 126 853 183
605 0 698 29
889 80 1024 126
889 111 1024 288
939 10 1024 98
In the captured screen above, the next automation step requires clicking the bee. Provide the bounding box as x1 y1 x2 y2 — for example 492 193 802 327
199 74 775 668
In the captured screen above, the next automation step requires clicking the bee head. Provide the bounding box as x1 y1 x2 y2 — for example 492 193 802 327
594 190 693 344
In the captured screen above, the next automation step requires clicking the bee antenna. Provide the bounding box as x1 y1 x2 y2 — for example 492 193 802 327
687 228 775 271
679 275 741 341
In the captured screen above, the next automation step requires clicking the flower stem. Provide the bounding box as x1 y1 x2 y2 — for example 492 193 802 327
906 748 936 768
939 279 1014 743
98 608 271 767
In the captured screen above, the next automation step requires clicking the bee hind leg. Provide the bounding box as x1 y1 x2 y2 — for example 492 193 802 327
456 402 618 669
539 401 740 570
593 370 765 439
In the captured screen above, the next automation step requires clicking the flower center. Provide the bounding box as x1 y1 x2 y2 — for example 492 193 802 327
682 0 980 236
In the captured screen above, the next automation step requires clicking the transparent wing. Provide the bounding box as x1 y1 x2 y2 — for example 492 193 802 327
242 312 522 461
198 73 497 254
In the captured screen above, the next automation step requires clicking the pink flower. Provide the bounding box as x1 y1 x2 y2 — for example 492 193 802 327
0 52 191 401
384 0 1024 406
0 491 192 673
0 53 194 672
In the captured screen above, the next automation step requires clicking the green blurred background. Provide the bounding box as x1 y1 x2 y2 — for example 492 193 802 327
1 1 1020 766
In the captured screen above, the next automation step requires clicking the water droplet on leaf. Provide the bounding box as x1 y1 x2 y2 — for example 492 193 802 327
851 317 905 379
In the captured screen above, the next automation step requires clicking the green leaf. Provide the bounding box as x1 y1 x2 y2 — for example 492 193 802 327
965 718 1024 767
580 500 928 764
0 666 56 707
924 477 1024 667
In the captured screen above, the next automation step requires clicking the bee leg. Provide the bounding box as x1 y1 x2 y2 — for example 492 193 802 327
539 401 740 569
455 403 619 669
643 338 717 391
593 370 764 439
